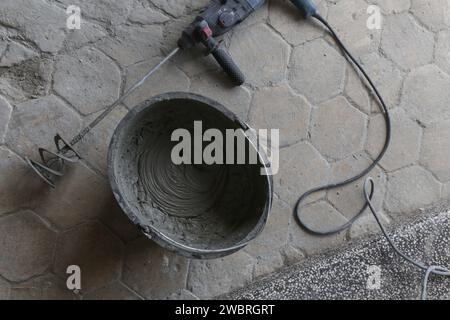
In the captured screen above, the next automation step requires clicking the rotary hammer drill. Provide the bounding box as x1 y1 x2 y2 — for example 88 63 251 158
178 0 317 86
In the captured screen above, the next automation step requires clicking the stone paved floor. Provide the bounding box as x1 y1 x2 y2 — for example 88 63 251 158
0 0 449 300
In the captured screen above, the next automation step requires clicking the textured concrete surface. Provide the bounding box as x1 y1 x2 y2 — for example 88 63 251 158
224 206 450 300
0 0 449 299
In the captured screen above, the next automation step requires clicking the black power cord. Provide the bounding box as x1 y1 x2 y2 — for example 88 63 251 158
294 10 450 299
294 12 392 236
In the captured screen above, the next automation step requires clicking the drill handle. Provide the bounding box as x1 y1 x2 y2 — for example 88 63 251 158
210 45 245 86
197 21 246 86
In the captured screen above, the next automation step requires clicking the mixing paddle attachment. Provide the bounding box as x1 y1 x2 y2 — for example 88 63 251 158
25 48 180 188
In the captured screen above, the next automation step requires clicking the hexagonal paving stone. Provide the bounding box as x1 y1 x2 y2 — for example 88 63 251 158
0 210 56 282
349 211 391 239
185 0 210 11
64 21 107 50
269 0 328 46
327 0 381 54
98 24 163 67
279 244 305 266
0 51 54 104
366 108 422 172
9 274 77 300
79 106 128 175
0 41 38 67
385 166 441 214
0 96 12 143
289 39 346 104
0 0 66 53
401 65 450 125
381 14 434 70
187 251 254 298
5 95 82 159
244 197 290 278
410 0 450 32
229 23 290 87
360 52 404 108
54 47 121 115
123 57 190 109
152 0 187 17
251 253 284 280
57 0 134 25
99 200 142 244
122 238 189 299
0 147 42 215
190 72 252 121
311 96 367 160
275 142 331 206
289 200 348 255
249 84 311 147
420 120 450 182
436 30 450 75
368 0 411 13
344 66 371 115
84 282 141 300
36 163 114 230
0 78 27 105
327 152 386 219
54 221 124 293
128 5 170 25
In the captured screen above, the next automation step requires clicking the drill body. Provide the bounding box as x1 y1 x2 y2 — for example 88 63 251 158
177 0 315 85
178 0 266 85
179 0 265 49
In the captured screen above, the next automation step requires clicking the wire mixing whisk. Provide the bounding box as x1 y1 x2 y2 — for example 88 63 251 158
25 48 180 188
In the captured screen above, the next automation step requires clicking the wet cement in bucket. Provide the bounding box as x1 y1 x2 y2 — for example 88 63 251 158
112 97 269 252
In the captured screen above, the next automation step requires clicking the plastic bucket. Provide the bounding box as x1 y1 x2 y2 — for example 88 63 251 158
108 92 272 259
